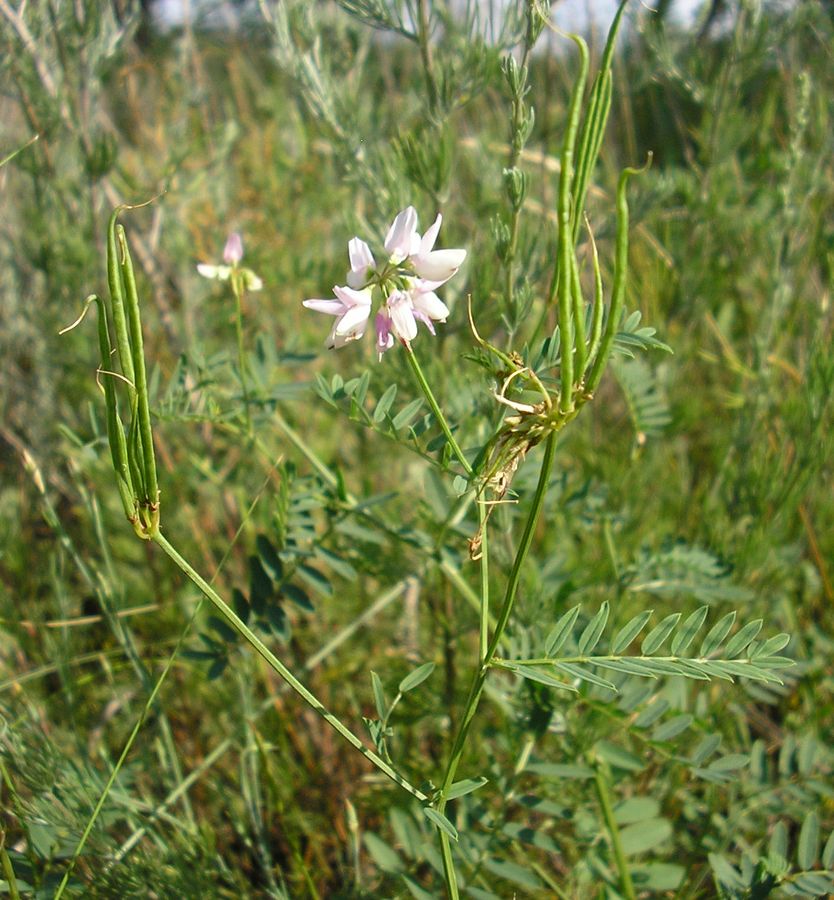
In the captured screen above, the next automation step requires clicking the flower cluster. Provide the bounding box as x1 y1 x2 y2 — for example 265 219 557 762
303 207 466 358
197 232 263 292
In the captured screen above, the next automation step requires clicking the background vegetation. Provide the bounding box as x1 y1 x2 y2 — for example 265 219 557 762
1 0 833 896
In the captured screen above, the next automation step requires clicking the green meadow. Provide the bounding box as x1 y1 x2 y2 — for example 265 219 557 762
1 1 833 896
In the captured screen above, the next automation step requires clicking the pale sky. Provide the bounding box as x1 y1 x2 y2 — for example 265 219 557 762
154 0 707 34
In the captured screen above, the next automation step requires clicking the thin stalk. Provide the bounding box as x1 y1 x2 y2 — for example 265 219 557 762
231 274 253 435
0 839 20 900
404 345 472 475
594 759 636 900
436 431 557 897
586 160 649 395
273 411 342 489
477 500 490 661
53 629 176 900
402 344 504 897
153 532 427 802
114 737 231 862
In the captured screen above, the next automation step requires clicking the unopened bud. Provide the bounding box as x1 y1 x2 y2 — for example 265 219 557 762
501 55 527 95
503 167 527 211
491 215 511 262
223 232 243 265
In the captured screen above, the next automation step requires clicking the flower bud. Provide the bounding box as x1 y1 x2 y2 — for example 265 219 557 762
223 232 243 265
503 167 527 211
491 215 511 262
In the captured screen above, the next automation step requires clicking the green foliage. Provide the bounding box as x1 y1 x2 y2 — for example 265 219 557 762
1 0 833 896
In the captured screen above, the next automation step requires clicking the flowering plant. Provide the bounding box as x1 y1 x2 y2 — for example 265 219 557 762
303 206 465 357
197 231 263 292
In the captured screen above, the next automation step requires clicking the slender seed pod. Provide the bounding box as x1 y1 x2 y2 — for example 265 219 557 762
117 222 160 535
586 157 652 396
585 223 605 371
91 295 136 522
556 33 589 413
570 249 587 376
106 209 136 389
571 0 627 245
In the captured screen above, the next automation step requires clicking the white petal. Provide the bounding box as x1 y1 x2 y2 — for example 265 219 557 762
388 294 418 342
419 214 442 255
384 206 418 262
412 290 449 322
333 284 372 307
197 264 232 280
335 303 371 336
303 299 346 315
243 269 263 291
327 322 363 350
413 248 466 283
347 238 374 288
348 237 374 274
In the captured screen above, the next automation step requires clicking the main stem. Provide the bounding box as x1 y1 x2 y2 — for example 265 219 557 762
153 532 427 802
231 277 253 436
404 345 472 476
403 346 503 897
436 431 557 897
594 760 636 900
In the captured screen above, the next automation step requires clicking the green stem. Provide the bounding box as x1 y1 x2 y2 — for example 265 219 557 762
435 431 557 897
272 411 340 489
0 839 20 900
594 758 636 900
404 345 472 476
231 273 253 436
152 532 427 802
477 500 490 662
53 630 174 900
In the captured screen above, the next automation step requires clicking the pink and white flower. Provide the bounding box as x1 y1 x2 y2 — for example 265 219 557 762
303 206 465 358
303 285 372 349
197 232 263 291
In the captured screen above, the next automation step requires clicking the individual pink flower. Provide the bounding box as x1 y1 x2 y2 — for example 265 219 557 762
407 278 450 334
198 232 263 291
374 291 416 359
303 285 372 349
